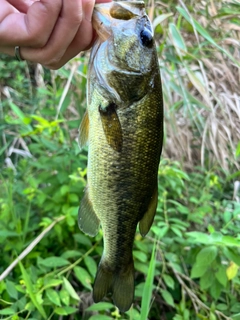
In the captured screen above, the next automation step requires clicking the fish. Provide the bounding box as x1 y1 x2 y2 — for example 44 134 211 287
78 0 164 312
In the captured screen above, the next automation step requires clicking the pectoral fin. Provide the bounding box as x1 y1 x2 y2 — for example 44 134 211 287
99 103 123 152
78 186 100 237
139 186 158 237
78 110 89 149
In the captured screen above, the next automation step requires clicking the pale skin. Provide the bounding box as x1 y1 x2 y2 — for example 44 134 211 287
0 0 111 69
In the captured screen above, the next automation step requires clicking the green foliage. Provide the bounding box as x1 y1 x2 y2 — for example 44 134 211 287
0 0 240 319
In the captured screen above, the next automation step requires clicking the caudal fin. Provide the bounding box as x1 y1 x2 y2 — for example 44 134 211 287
93 259 134 312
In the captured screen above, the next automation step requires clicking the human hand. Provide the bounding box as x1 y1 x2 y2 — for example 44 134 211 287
0 0 111 69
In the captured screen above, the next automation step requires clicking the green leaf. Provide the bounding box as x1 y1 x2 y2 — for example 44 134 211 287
63 277 80 301
6 280 18 300
171 226 182 237
135 261 149 275
86 302 114 311
31 115 50 126
55 306 78 315
152 225 169 238
191 263 208 279
160 289 175 308
14 296 27 310
68 193 79 203
222 236 240 247
200 271 214 290
19 261 47 319
210 279 222 299
133 250 148 263
186 232 210 244
231 303 240 313
60 185 70 195
74 266 92 290
152 13 173 29
9 102 26 121
196 246 218 266
73 233 92 247
135 282 145 298
223 210 232 223
43 278 63 289
46 288 61 306
59 289 70 306
89 315 112 320
169 23 187 57
39 257 70 268
84 255 97 278
61 250 82 260
215 266 228 287
216 304 228 311
126 307 141 320
0 308 15 315
209 312 217 320
163 274 175 289
223 248 240 266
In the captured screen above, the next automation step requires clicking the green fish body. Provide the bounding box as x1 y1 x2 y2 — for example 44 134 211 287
78 1 163 312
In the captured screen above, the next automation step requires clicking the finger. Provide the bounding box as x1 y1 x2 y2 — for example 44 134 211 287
7 0 36 13
40 0 113 69
1 0 113 69
0 0 62 47
44 0 95 69
45 0 113 68
21 0 88 68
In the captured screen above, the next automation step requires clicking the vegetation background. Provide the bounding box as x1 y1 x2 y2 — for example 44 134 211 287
0 0 240 319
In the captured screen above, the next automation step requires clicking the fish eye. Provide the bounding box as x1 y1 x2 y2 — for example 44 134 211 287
110 3 134 20
140 29 153 47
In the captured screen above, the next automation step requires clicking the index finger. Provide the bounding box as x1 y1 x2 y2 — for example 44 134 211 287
0 0 62 47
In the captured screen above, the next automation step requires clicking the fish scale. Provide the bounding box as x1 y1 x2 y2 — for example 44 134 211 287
78 1 163 312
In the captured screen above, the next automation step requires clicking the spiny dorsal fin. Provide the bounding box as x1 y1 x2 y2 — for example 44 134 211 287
78 110 89 149
99 103 123 152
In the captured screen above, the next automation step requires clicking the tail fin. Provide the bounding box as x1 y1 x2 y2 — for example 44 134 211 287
93 259 134 312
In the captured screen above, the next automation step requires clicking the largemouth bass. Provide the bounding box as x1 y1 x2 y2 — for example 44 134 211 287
78 0 163 312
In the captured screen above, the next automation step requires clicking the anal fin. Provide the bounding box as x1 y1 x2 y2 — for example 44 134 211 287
139 186 158 237
78 186 100 237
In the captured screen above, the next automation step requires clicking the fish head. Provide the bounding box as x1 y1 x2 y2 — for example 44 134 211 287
93 1 156 78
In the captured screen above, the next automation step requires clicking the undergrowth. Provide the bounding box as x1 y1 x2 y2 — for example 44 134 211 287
0 0 240 319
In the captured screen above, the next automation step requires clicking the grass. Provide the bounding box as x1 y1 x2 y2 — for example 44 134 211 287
151 0 240 171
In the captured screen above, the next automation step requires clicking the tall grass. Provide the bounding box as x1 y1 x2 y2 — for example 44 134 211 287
150 0 240 171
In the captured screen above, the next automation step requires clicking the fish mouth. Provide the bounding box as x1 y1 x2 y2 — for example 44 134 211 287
93 6 112 42
93 1 146 42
